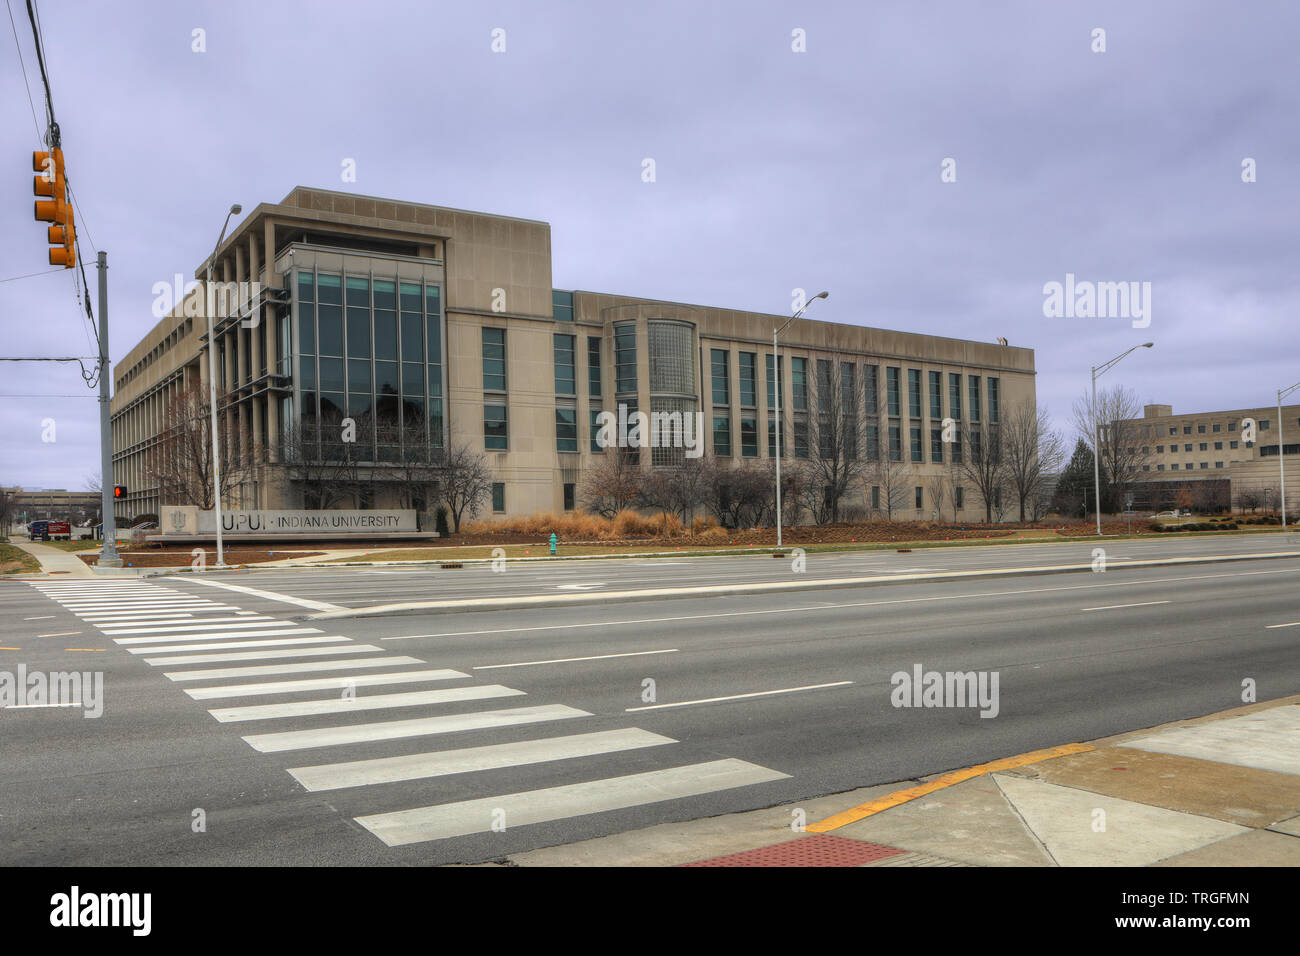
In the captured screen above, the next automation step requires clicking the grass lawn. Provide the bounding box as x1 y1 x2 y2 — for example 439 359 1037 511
43 539 104 552
0 539 41 574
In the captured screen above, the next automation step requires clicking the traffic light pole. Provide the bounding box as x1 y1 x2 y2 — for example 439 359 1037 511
97 251 122 568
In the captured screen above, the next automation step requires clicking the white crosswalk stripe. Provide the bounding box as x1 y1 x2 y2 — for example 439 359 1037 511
125 635 352 654
288 728 675 792
28 579 792 853
142 644 384 666
182 669 469 700
355 759 791 846
241 704 590 753
208 685 525 722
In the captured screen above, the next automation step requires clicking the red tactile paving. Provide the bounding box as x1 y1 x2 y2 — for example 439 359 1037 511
681 834 906 867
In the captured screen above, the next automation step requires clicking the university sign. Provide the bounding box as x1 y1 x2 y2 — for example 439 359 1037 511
163 507 418 536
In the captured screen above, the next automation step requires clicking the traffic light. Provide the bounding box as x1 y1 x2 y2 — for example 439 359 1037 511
33 149 75 268
113 486 126 500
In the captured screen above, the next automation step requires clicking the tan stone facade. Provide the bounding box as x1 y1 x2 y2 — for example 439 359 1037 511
111 187 1038 524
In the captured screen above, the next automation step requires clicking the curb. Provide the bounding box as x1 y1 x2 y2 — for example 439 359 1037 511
308 548 1300 620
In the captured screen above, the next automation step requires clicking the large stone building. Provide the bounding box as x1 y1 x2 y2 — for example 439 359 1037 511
110 187 1037 523
1126 403 1300 512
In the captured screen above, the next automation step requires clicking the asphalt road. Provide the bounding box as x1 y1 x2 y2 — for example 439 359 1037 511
3 549 1298 865
187 529 1300 609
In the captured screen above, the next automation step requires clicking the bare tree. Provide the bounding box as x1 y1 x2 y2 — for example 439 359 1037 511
644 456 709 532
148 382 255 509
955 419 1008 523
866 434 913 520
1001 402 1065 522
439 441 494 532
803 360 872 523
925 472 947 521
277 409 368 510
382 421 444 515
581 450 645 518
1072 384 1151 517
0 486 14 534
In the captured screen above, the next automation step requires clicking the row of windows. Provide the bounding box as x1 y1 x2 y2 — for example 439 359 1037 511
869 485 973 510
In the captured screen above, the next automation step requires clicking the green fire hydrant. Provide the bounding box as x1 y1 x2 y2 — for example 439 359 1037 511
549 532 558 555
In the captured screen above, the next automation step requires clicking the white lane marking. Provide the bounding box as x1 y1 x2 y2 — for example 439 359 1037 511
209 684 524 722
100 619 288 635
383 566 1300 640
556 583 605 591
1080 601 1172 612
23 616 55 621
174 576 345 612
288 728 676 792
37 631 81 638
1265 621 1300 629
164 656 423 682
355 758 789 846
242 704 589 753
126 636 351 654
627 680 855 712
183 669 469 700
144 644 381 666
473 649 680 670
113 628 324 645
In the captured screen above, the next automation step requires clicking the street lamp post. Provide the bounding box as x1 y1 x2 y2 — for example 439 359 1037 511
774 291 828 548
1278 381 1300 530
205 204 241 569
1091 342 1153 536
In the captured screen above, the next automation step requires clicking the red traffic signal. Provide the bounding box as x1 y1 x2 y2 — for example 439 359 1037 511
113 486 127 499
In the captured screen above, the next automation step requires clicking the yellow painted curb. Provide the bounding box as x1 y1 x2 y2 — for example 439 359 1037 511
806 742 1095 833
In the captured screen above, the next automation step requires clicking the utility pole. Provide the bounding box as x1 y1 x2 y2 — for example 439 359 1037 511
97 251 122 567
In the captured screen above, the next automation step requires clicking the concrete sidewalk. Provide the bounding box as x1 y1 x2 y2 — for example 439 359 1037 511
8 539 96 578
474 697 1300 867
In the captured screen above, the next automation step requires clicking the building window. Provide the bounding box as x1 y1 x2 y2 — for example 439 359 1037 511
766 353 784 410
563 483 576 510
741 416 758 457
711 349 729 405
484 403 508 450
1157 464 1165 471
988 377 1000 423
910 425 923 462
614 324 637 394
552 290 574 322
872 485 880 509
1261 419 1271 430
968 375 981 422
1200 462 1208 469
554 333 576 395
482 327 506 391
1169 427 1177 436
929 370 942 420
930 427 943 463
948 373 962 420
714 414 732 456
739 352 757 408
1171 463 1179 470
1184 443 1192 452
648 321 695 396
556 406 577 452
1215 441 1223 450
1213 423 1221 432
1215 461 1223 468
889 424 902 462
1197 424 1205 433
864 364 879 416
1230 440 1239 449
792 357 808 411
1199 442 1207 451
886 367 901 416
908 369 922 418
491 482 505 513
955 486 964 509
588 336 602 398
915 486 924 509
1183 425 1192 434
590 408 604 453
1229 422 1237 431
866 423 880 461
1157 445 1164 453
791 417 809 459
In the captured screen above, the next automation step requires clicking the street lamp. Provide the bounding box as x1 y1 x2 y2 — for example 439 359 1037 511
205 203 241 569
1278 380 1300 529
774 290 828 548
1091 342 1153 536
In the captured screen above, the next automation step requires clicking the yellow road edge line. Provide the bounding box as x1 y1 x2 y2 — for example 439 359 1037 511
806 742 1095 833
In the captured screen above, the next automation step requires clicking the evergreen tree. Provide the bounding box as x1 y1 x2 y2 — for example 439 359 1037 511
1052 439 1109 517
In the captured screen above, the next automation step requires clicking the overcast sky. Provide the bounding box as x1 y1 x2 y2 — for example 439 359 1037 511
3 0 1297 491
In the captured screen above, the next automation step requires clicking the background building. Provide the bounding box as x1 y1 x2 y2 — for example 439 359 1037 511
1126 403 1300 513
110 187 1037 524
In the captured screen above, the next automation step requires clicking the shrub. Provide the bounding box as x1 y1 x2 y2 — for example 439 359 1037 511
692 514 720 534
694 526 729 544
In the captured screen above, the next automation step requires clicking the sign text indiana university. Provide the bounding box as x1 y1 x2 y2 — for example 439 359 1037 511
162 507 417 535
